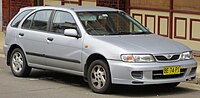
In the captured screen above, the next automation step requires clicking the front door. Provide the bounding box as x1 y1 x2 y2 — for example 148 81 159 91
45 11 83 71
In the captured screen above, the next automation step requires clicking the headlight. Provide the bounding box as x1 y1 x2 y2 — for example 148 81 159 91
181 51 193 60
121 54 155 63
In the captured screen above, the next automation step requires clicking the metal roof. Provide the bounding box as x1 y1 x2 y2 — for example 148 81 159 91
20 6 119 12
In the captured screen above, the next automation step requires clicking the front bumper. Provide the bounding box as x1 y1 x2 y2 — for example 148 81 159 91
108 59 197 85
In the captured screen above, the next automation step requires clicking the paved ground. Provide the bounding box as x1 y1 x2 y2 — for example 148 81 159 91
0 32 4 56
1 58 200 98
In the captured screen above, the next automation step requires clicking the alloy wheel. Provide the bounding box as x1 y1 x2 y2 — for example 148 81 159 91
90 65 107 89
12 52 24 73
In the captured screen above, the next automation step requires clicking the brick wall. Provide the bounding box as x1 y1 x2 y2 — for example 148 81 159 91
2 0 34 31
2 0 10 29
10 0 34 18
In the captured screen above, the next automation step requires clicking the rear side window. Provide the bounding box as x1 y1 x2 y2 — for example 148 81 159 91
11 10 32 27
30 10 52 31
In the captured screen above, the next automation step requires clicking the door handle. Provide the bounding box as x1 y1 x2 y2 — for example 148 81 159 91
47 37 54 41
19 33 24 37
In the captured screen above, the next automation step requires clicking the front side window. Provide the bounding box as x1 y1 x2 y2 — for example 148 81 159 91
30 10 52 31
11 10 32 27
51 11 77 34
77 12 151 35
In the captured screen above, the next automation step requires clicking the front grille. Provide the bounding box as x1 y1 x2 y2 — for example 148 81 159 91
155 54 180 61
152 68 187 80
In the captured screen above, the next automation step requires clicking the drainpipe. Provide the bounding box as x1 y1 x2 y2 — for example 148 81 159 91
37 0 40 5
125 0 130 14
61 0 64 5
169 0 173 39
9 0 11 20
79 0 82 5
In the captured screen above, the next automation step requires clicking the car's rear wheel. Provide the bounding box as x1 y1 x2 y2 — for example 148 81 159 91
10 48 31 77
87 60 112 93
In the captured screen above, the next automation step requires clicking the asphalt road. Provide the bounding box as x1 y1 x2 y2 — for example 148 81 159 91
1 58 200 98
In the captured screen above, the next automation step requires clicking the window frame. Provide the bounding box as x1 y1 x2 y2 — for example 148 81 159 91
11 9 33 28
20 9 82 38
49 10 81 37
21 12 36 29
21 9 54 32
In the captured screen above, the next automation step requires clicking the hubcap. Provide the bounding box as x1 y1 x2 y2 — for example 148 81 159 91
12 52 23 73
90 65 106 89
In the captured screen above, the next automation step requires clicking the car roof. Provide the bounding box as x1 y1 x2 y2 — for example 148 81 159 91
20 6 119 12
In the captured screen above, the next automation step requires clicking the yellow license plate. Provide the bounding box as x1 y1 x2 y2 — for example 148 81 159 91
163 66 180 75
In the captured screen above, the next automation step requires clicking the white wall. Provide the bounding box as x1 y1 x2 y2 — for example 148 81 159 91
130 9 200 51
44 0 61 6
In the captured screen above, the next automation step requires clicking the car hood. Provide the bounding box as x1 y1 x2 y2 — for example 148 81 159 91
93 34 190 54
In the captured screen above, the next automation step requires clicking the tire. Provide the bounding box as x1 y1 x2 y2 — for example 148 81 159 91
87 60 112 93
10 48 31 77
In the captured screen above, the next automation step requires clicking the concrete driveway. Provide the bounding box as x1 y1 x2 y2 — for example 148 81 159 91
1 58 200 98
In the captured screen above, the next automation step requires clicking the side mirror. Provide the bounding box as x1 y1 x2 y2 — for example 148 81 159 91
64 29 79 38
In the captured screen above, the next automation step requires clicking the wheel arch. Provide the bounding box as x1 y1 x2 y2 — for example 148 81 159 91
7 44 24 66
84 53 110 81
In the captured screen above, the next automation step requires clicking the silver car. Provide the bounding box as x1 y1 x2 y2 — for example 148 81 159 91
4 6 197 93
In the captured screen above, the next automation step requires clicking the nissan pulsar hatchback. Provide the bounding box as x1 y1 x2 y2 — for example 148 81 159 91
4 6 197 93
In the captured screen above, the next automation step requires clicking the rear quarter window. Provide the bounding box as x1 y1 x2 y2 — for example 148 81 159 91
11 10 33 28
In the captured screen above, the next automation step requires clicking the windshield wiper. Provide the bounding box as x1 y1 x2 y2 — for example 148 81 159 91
132 31 152 35
107 32 130 35
108 31 151 35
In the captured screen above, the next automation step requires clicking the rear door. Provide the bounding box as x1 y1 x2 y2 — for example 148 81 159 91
19 10 53 65
44 10 83 71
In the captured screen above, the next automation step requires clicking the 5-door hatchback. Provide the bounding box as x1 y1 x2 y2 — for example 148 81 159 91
4 6 197 93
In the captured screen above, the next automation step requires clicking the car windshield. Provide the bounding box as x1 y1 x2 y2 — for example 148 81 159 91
77 11 151 35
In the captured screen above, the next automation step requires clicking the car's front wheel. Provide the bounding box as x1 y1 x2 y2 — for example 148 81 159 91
10 48 31 77
87 60 112 93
